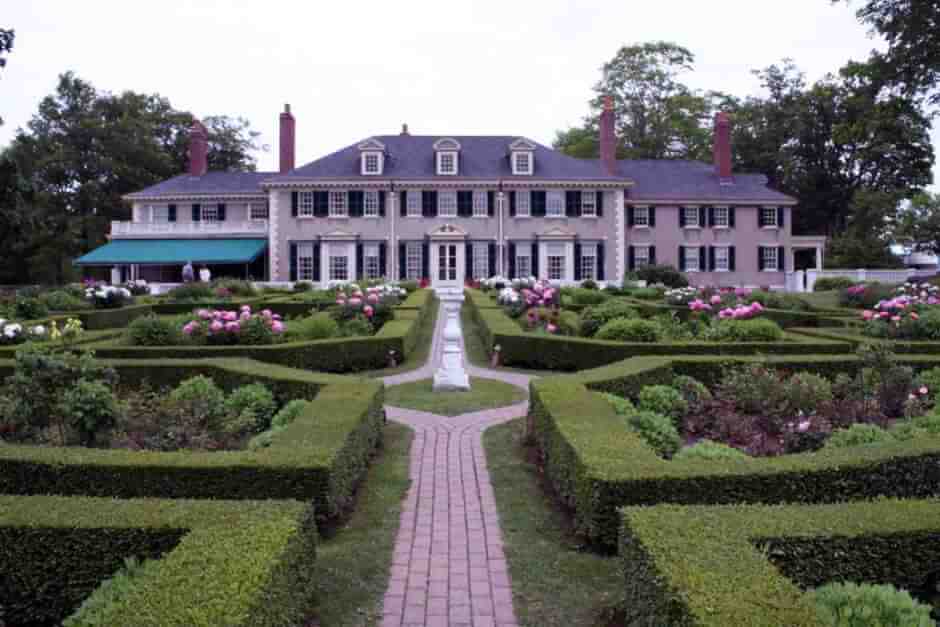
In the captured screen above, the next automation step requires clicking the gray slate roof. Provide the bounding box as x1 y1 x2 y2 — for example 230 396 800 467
126 135 796 203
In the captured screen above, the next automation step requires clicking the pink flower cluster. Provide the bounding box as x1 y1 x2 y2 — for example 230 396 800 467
183 305 284 337
846 284 867 296
718 301 764 319
335 288 378 318
520 281 558 309
862 309 919 324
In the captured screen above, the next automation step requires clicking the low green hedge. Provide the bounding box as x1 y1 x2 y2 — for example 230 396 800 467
0 495 317 626
464 288 502 309
623 298 857 328
792 326 940 354
620 498 940 626
78 304 155 330
467 297 853 371
398 288 433 310
0 358 383 523
530 354 940 549
149 298 265 315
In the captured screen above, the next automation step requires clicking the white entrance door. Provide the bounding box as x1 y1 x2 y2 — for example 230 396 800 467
432 242 463 289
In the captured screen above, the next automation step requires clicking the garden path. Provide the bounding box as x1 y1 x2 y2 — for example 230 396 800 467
379 300 530 627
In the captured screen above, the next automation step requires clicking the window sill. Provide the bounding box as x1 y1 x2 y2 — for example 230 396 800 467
472 215 491 219
361 215 381 219
712 225 730 230
632 224 652 229
761 226 780 230
682 226 702 230
580 215 598 219
328 215 349 220
405 214 423 219
512 214 531 219
296 216 317 220
546 215 567 219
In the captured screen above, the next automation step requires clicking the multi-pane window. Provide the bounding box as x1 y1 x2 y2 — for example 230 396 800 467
364 244 381 279
682 206 699 228
761 207 778 227
329 191 347 217
249 203 269 220
438 152 457 175
761 246 779 271
684 246 700 272
201 204 220 222
581 192 596 217
713 206 729 227
297 243 315 281
473 190 488 217
580 244 597 280
151 206 169 222
515 253 531 279
633 207 649 227
516 190 531 217
513 152 531 175
547 191 564 217
406 190 421 217
634 246 650 268
363 153 380 174
364 191 379 217
298 192 315 217
472 245 489 279
406 242 423 280
548 255 565 280
438 190 457 217
714 246 730 271
329 254 348 281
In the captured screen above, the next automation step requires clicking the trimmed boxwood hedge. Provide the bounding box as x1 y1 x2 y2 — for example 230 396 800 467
466 295 853 371
0 358 383 523
78 303 155 330
530 353 940 549
791 326 940 355
619 498 940 626
0 495 317 626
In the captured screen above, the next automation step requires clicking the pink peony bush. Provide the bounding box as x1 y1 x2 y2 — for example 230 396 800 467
182 305 285 345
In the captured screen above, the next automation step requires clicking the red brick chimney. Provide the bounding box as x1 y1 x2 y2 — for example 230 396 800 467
713 112 733 182
188 120 208 176
279 103 296 173
599 95 616 175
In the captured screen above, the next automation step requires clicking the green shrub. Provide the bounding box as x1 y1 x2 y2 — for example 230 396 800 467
596 318 661 343
599 392 636 416
211 279 257 298
637 385 688 423
825 424 894 449
289 312 339 341
40 290 86 312
703 318 784 342
557 310 581 337
785 372 834 415
673 439 749 462
292 281 314 292
238 315 276 345
166 283 215 302
63 556 153 626
911 412 940 434
14 297 48 320
811 582 934 627
223 383 277 432
271 399 310 430
168 375 226 426
126 315 179 346
672 375 712 411
839 282 896 309
581 279 598 290
627 410 681 457
565 287 608 306
634 264 688 288
340 315 373 337
627 286 666 300
581 300 639 337
60 379 119 446
813 277 856 292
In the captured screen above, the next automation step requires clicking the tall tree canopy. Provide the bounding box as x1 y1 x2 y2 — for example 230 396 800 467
895 191 940 254
0 72 260 284
0 28 15 125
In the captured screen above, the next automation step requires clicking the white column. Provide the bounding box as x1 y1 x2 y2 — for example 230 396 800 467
497 191 505 276
389 187 397 280
433 290 471 391
538 242 547 281
816 245 823 271
565 241 575 283
614 189 625 285
111 266 121 284
269 190 281 280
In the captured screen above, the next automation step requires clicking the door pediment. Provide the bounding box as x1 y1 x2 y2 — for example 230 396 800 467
539 225 576 239
428 224 467 240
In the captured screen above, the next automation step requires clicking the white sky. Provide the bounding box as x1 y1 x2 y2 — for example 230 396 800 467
2 0 935 188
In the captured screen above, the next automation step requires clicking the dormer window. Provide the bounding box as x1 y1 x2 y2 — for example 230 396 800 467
509 138 537 176
513 152 532 175
357 138 386 176
433 138 461 176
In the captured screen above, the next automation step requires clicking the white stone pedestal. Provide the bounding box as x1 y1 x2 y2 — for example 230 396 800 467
433 288 471 392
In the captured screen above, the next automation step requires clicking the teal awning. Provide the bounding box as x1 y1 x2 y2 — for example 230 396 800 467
74 239 267 266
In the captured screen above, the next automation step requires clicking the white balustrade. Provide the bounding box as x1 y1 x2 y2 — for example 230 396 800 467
111 220 268 237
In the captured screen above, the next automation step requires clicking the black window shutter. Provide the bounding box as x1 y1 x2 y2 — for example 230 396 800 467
699 207 707 228
488 243 496 278
291 192 298 217
649 246 657 265
628 245 635 271
758 246 764 271
597 243 605 280
627 206 634 227
709 246 716 271
457 191 473 217
531 242 539 277
777 207 785 228
508 242 516 278
596 191 604 217
509 191 516 217
378 242 387 277
573 242 582 280
399 243 407 280
465 243 474 280
532 191 546 217
728 207 736 228
678 208 685 228
421 241 430 278
356 243 364 279
313 243 321 281
400 191 407 217
379 191 386 217
422 191 437 218
168 204 177 222
218 203 226 221
565 191 580 217
649 206 657 227
729 246 736 271
758 209 767 228
192 203 201 222
314 192 329 218
699 247 707 271
778 246 786 271
348 191 364 217
289 243 297 281
487 191 495 217
707 206 714 227
678 246 686 271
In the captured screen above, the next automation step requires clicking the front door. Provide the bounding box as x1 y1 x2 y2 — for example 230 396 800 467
432 242 463 288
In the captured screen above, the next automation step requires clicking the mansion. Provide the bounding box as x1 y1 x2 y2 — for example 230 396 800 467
78 101 819 289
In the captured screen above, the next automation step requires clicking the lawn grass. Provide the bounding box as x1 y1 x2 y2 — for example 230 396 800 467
385 377 526 416
364 300 439 378
461 303 550 377
484 419 623 627
311 422 413 626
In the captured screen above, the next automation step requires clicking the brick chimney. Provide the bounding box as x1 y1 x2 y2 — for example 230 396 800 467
401 123 410 136
279 103 296 173
713 112 733 182
188 120 208 177
599 95 616 175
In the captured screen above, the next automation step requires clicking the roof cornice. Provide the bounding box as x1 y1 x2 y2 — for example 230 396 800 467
627 198 798 206
261 178 633 190
123 193 269 202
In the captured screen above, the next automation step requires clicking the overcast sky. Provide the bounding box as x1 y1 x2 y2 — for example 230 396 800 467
3 0 935 188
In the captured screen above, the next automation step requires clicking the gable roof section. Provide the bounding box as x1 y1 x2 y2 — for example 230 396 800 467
618 159 796 204
125 172 275 199
270 135 626 182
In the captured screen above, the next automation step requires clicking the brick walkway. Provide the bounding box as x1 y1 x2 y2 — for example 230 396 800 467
379 301 530 627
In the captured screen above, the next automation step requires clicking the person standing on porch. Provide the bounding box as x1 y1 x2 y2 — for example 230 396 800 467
199 265 211 283
182 260 194 283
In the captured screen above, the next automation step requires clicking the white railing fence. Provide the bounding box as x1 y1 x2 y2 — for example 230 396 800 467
111 220 268 236
788 268 938 292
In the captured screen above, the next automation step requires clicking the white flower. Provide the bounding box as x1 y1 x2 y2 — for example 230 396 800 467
4 324 22 339
31 325 46 336
0 319 6 328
